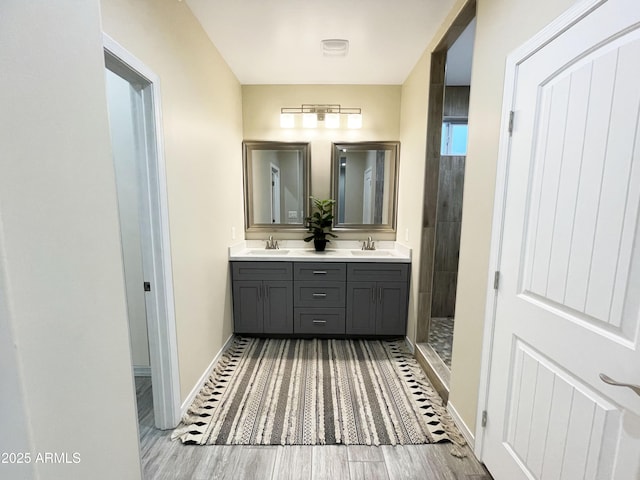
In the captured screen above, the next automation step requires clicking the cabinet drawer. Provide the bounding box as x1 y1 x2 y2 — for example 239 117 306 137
232 261 292 281
294 308 345 335
294 262 346 281
347 263 409 282
294 281 345 307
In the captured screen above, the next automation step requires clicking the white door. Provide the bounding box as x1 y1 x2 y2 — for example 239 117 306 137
363 167 373 223
270 163 281 223
483 1 640 479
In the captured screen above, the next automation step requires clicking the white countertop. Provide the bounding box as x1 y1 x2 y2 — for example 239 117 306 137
229 240 411 263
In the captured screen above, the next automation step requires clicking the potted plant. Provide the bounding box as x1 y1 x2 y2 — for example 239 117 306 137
304 197 337 252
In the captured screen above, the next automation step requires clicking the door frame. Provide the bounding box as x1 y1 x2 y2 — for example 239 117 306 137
475 0 606 459
104 34 181 430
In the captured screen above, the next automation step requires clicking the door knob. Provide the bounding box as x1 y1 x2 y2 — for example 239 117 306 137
599 373 640 397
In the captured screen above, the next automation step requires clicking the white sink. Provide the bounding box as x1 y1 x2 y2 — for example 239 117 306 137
247 249 290 255
350 250 393 256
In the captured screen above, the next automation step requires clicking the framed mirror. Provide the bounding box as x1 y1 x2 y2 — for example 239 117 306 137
331 141 399 231
243 141 311 232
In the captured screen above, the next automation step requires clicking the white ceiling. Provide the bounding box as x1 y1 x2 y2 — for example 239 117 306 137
185 0 458 85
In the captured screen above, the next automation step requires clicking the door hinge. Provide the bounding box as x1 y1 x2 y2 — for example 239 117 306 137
481 410 488 428
143 281 151 292
493 271 500 290
508 110 515 135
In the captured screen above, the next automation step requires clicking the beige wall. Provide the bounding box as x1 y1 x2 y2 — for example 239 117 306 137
101 0 245 401
399 0 577 435
241 85 401 240
0 1 141 478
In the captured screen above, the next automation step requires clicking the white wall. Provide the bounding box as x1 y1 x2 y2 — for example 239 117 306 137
0 236 35 479
105 69 151 369
0 1 142 478
100 0 245 402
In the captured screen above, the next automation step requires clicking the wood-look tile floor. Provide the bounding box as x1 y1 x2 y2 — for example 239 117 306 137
135 377 493 480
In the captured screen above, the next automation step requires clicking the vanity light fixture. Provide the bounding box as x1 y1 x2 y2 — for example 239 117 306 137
279 113 295 128
347 113 363 129
302 113 318 129
280 104 362 129
324 113 340 129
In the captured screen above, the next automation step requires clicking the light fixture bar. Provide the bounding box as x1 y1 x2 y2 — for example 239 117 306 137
280 104 362 129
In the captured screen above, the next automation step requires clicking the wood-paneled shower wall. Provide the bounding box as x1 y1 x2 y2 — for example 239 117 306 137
416 84 470 341
431 87 469 318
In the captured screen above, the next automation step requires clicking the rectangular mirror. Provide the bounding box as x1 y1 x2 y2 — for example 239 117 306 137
331 141 399 231
243 141 310 232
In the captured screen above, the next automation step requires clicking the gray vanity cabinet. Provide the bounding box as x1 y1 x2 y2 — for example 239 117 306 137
346 264 409 336
231 261 409 337
231 262 293 334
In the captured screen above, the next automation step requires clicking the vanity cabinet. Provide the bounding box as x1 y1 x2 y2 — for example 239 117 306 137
231 261 409 337
346 264 409 336
231 262 293 334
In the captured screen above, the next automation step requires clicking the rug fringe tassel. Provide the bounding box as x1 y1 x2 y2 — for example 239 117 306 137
172 337 248 443
388 340 468 457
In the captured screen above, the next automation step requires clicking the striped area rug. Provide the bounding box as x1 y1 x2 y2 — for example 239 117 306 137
172 337 465 450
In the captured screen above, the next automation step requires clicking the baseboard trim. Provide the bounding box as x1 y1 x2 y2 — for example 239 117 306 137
447 401 475 449
415 342 450 404
180 334 235 418
404 335 415 354
133 365 151 377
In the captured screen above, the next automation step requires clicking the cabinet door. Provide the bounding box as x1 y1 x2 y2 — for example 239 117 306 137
346 281 376 334
263 280 293 334
376 281 408 336
232 280 264 334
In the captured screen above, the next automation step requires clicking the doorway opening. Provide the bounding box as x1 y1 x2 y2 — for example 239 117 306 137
415 1 476 402
104 36 180 431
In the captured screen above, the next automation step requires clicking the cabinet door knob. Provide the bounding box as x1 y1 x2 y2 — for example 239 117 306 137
312 320 327 324
313 270 327 275
312 293 327 298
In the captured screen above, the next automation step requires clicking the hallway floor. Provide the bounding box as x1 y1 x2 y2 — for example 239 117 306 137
135 377 492 479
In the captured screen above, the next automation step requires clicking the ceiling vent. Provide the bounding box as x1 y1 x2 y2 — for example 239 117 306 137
321 39 349 57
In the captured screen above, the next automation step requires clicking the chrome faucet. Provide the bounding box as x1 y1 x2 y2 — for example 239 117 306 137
265 235 279 250
362 236 376 250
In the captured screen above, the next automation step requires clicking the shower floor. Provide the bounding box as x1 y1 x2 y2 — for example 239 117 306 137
427 317 454 368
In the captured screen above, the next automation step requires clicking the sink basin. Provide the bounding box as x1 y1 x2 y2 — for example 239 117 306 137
350 250 393 256
247 249 290 255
